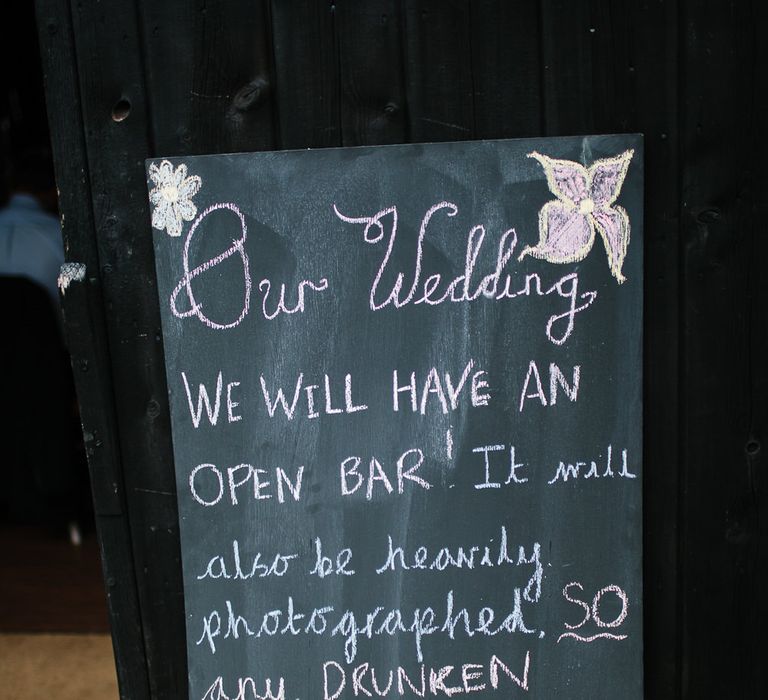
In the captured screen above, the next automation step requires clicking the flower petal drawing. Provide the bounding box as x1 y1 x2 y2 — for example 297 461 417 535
179 174 202 200
148 159 203 237
149 188 163 206
592 206 630 283
151 200 171 231
528 151 589 206
589 150 634 207
149 160 174 189
173 163 188 187
520 200 595 265
521 148 634 283
165 208 183 237
176 198 197 222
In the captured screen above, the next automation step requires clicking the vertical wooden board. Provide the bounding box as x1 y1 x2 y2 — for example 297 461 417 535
583 1 636 134
470 0 543 139
34 4 122 518
539 0 593 135
95 516 153 700
401 0 474 142
747 7 768 685
60 281 150 700
335 0 408 145
621 2 682 697
540 0 635 136
680 1 768 695
65 0 186 696
137 0 277 155
270 0 340 149
34 2 151 696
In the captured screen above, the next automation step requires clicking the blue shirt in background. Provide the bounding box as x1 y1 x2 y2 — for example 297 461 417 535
0 193 65 309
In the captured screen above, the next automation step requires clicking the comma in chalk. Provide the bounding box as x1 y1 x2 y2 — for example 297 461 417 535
148 159 202 237
520 149 634 283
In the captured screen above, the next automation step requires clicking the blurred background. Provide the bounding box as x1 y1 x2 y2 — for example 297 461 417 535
0 4 117 698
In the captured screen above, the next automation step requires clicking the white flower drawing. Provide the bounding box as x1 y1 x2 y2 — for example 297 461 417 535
148 160 202 237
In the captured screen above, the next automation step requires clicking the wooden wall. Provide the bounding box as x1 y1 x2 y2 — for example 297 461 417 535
34 1 766 697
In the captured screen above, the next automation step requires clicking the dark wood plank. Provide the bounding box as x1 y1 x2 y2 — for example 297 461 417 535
137 0 277 155
539 0 594 135
621 1 683 696
62 0 186 696
747 13 768 693
271 0 340 149
402 0 474 142
57 276 152 700
470 0 543 139
335 0 408 145
540 0 636 136
580 3 687 697
34 1 152 697
680 1 768 696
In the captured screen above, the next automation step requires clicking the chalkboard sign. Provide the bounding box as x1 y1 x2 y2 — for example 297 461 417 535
148 134 643 699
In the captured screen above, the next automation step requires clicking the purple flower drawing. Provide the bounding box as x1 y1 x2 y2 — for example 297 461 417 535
519 149 635 283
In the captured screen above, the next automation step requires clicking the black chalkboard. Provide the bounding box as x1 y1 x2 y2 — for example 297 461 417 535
148 134 643 700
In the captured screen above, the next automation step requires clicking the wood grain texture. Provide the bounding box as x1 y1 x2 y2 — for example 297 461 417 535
624 3 683 696
402 0 474 142
34 1 151 697
470 0 543 139
271 0 340 149
138 0 277 156
680 1 768 696
45 0 186 696
540 0 596 136
336 0 408 145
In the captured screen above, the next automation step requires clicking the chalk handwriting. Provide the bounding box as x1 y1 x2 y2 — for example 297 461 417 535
547 446 636 484
333 201 597 345
518 361 581 412
171 202 251 329
155 143 641 700
472 445 527 489
201 675 285 700
258 277 329 321
375 530 542 604
189 463 304 507
181 371 242 427
260 372 367 421
170 202 327 329
310 538 355 578
196 541 298 581
340 448 432 500
392 360 490 414
195 589 538 663
322 651 530 699
557 581 629 643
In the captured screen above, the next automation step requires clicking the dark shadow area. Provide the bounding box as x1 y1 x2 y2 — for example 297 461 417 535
1 1 104 636
0 525 109 634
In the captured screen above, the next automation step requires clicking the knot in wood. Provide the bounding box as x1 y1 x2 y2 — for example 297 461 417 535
232 78 269 112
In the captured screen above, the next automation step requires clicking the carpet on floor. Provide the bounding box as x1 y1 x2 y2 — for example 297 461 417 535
0 634 118 699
